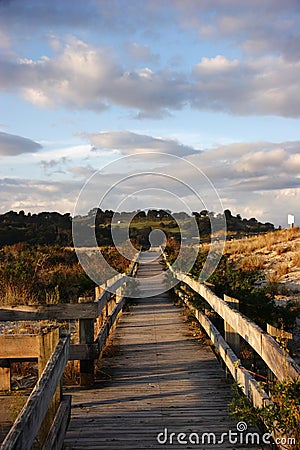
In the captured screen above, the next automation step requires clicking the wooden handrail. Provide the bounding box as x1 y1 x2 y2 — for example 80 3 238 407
172 269 300 381
176 289 270 409
1 335 70 450
0 252 141 323
0 253 140 390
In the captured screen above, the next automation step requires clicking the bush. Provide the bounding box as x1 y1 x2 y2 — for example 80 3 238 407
189 252 297 331
0 245 87 305
230 379 300 449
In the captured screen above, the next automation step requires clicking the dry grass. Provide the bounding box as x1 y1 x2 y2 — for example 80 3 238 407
1 285 38 306
276 245 292 255
237 255 265 271
218 227 300 299
267 263 290 284
292 252 300 268
225 227 300 258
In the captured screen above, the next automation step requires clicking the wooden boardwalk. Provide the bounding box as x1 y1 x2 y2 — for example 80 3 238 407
64 252 261 449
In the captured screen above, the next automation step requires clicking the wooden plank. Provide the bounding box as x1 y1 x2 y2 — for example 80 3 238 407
79 317 94 387
43 395 71 450
78 296 95 386
95 274 126 314
267 323 293 341
69 343 98 360
0 335 39 359
38 329 60 448
96 289 111 316
1 335 69 450
224 294 240 356
96 296 126 354
65 252 260 450
38 329 59 378
0 360 10 391
0 303 98 321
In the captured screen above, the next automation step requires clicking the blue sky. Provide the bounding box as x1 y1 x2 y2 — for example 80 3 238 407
0 0 300 226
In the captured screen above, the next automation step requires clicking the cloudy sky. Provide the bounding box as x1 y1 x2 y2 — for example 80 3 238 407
1 0 300 227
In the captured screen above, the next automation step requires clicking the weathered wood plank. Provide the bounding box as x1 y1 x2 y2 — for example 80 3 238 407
69 343 98 360
43 395 71 450
0 335 39 359
0 359 10 391
95 274 126 315
0 271 132 323
267 323 293 341
79 316 94 387
224 294 240 356
38 329 60 448
95 296 126 355
0 303 98 321
1 335 69 450
65 252 261 450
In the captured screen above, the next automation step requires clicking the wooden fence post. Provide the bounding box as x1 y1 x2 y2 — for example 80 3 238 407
224 294 240 357
78 297 95 387
267 323 293 345
267 323 293 381
115 286 123 304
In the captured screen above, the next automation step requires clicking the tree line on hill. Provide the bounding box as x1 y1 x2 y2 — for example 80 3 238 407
0 209 275 248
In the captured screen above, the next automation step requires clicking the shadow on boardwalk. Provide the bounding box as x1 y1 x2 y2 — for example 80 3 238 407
64 252 263 450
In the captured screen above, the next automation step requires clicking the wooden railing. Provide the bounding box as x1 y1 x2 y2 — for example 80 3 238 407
0 253 139 388
0 332 70 450
162 253 300 409
0 254 139 448
161 254 300 448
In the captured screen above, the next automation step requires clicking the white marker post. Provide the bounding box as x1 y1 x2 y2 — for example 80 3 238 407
288 214 295 229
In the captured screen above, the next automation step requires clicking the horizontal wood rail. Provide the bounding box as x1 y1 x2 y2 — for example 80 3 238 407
175 288 270 409
170 265 300 449
0 253 139 322
161 251 300 407
160 246 297 376
172 270 300 381
1 334 70 450
0 273 132 322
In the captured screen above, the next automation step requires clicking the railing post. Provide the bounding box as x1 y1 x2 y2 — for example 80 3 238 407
224 294 240 357
0 359 11 391
115 285 123 304
79 297 95 387
266 323 293 381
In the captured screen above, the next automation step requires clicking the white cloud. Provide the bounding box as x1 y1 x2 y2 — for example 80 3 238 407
0 177 79 214
194 55 239 74
284 153 300 174
0 132 42 156
1 35 300 117
1 138 300 225
234 148 286 174
192 55 300 117
83 131 200 157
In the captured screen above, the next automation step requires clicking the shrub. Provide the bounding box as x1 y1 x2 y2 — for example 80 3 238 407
230 379 300 449
189 252 297 330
